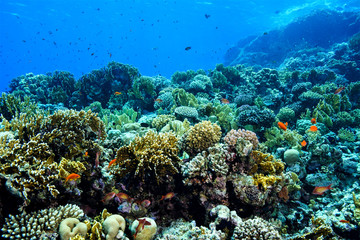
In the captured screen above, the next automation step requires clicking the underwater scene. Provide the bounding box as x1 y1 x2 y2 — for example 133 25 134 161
1 0 360 240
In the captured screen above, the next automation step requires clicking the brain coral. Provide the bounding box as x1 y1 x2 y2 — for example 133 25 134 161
180 121 221 157
111 130 180 184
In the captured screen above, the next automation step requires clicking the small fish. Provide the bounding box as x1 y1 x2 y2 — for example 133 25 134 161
263 32 268 35
309 125 318 132
312 184 333 195
311 118 316 124
205 14 211 19
108 158 117 168
102 192 116 203
65 173 80 183
134 218 152 239
84 151 89 158
301 140 307 147
91 52 95 56
221 98 230 104
109 53 112 58
160 192 175 201
140 122 150 127
116 192 130 201
339 220 350 223
185 46 191 51
278 122 288 131
114 91 122 95
141 199 151 208
334 86 345 94
154 98 162 103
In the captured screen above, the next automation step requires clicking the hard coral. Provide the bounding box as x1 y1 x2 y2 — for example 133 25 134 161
1 204 84 240
111 131 180 184
180 121 221 157
224 129 259 149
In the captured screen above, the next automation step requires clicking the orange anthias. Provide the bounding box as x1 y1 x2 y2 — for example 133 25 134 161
65 173 80 183
311 118 316 124
301 140 307 147
309 125 318 132
134 218 151 239
108 158 117 168
102 192 116 203
154 98 163 103
160 192 175 201
334 86 345 94
114 91 122 95
221 98 230 104
116 192 130 202
278 122 288 131
312 184 333 195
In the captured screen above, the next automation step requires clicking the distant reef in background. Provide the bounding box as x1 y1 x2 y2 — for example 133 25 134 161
224 10 360 68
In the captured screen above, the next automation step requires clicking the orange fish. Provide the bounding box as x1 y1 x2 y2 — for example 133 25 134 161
116 192 130 201
339 220 350 223
160 192 175 201
301 140 307 147
114 92 122 95
334 86 345 94
309 125 318 132
311 118 316 124
278 122 288 131
84 151 89 158
102 192 116 203
221 98 230 104
65 173 80 183
108 158 117 168
141 199 151 208
134 218 151 238
154 98 162 103
312 184 333 195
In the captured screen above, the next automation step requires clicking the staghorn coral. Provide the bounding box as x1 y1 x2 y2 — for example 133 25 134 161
180 121 221 157
1 204 84 240
111 131 180 184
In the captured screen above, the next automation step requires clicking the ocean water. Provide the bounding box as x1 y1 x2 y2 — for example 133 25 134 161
1 0 360 240
1 0 357 92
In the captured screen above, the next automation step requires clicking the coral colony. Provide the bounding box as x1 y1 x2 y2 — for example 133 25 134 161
1 10 360 240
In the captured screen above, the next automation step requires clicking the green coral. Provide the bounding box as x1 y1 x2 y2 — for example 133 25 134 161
111 131 180 184
338 128 356 142
171 88 198 107
102 108 138 131
151 114 176 131
0 93 38 121
264 127 303 151
129 76 157 108
277 107 295 122
210 70 228 89
313 100 334 128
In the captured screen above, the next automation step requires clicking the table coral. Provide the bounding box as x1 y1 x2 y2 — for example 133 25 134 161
111 131 180 184
180 120 221 157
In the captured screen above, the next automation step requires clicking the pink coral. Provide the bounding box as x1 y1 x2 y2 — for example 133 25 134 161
224 129 259 149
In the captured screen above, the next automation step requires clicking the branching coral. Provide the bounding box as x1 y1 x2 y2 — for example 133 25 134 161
1 204 84 239
0 109 105 201
111 131 180 184
180 121 221 157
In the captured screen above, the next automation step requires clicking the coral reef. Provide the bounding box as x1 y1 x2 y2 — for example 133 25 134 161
1 204 84 239
111 131 180 184
180 121 221 157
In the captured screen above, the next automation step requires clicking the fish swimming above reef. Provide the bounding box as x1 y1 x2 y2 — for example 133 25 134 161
312 184 333 195
65 173 80 183
309 125 318 132
278 122 288 131
160 192 175 201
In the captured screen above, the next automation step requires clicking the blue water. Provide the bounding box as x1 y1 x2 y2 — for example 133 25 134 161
0 0 359 93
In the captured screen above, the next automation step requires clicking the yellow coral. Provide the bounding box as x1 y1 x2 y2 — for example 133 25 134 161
251 150 284 175
253 174 282 190
182 121 221 156
58 158 86 179
111 131 180 184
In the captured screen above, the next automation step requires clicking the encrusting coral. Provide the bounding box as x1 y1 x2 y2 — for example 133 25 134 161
1 204 84 239
110 130 180 184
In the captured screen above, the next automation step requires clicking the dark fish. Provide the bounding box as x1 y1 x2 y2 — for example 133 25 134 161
205 14 211 19
185 46 191 51
140 123 150 127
